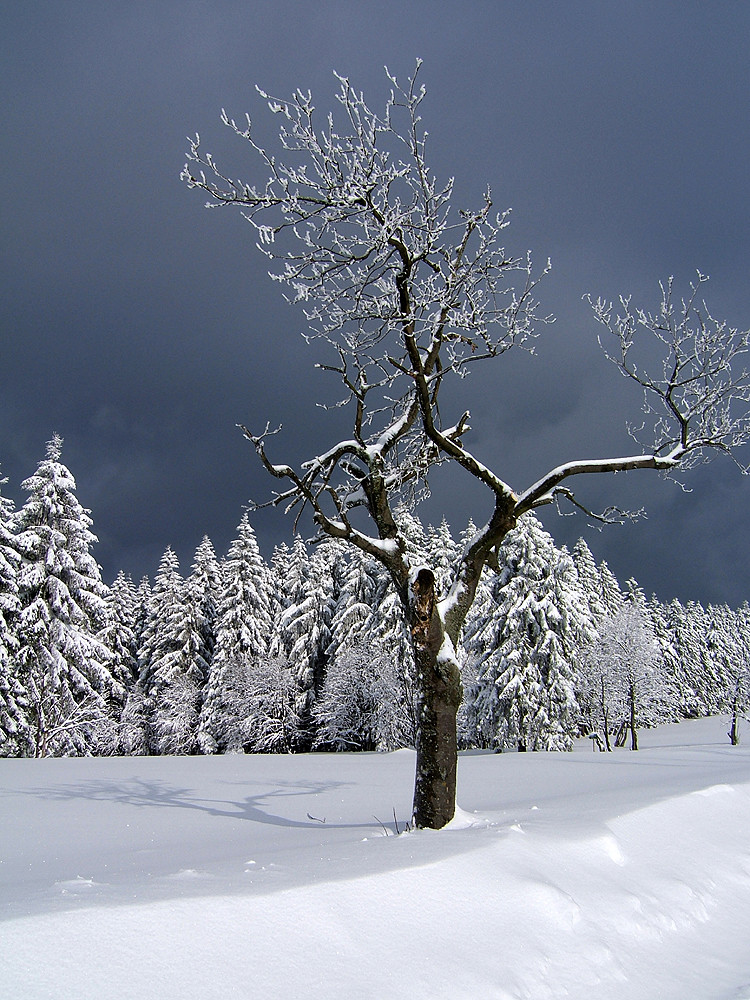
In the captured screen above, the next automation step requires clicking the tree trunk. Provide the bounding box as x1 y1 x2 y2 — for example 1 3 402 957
729 712 740 746
728 677 742 746
411 644 462 829
599 678 613 751
409 568 463 829
629 683 639 751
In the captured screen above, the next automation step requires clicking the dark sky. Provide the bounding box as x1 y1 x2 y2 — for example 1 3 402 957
2 2 750 606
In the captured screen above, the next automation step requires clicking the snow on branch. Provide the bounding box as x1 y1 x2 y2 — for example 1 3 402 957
587 273 750 474
515 275 750 519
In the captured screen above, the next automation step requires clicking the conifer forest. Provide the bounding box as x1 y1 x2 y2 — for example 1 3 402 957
1 436 747 759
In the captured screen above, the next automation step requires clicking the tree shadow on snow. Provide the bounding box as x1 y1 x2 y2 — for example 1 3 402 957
19 775 370 830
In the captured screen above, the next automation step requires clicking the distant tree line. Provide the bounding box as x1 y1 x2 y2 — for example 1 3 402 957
1 438 748 758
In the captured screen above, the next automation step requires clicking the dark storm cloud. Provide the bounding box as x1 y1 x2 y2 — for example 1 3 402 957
2 1 750 606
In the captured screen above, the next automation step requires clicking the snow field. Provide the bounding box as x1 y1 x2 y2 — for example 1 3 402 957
2 718 750 999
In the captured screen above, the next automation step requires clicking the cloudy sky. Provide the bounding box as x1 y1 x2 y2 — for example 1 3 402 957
2 2 749 606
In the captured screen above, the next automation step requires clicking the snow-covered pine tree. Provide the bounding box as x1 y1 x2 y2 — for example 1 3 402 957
366 568 418 748
459 520 496 749
269 536 310 651
470 515 594 752
133 575 152 652
12 436 119 756
0 473 27 755
100 571 139 701
425 518 459 596
572 538 608 624
623 577 647 607
699 604 735 715
598 561 624 616
326 547 381 669
187 536 222 675
315 544 416 752
649 598 704 717
138 546 206 753
274 537 340 750
197 513 274 752
726 603 750 744
138 547 183 697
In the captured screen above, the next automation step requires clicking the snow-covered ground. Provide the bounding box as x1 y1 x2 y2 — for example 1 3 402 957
2 716 750 999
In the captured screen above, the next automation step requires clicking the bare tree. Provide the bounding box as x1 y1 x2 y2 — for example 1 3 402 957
726 658 749 746
581 605 671 751
183 65 750 828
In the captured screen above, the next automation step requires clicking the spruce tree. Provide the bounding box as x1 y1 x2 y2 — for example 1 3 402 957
470 515 594 751
198 514 274 752
138 547 206 753
274 537 339 750
100 571 138 702
13 436 118 756
0 473 27 754
572 538 608 624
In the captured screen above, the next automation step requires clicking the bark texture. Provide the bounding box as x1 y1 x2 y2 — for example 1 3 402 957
409 569 463 829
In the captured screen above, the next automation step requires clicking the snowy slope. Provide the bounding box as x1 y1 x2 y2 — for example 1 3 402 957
2 717 750 999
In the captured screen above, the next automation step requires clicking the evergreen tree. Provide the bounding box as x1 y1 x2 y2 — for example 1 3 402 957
133 575 152 652
458 520 495 748
275 537 340 750
138 547 205 753
470 515 594 752
198 514 274 752
327 547 382 667
12 436 119 756
0 473 27 755
598 561 624 616
269 536 310 647
572 538 608 624
187 536 222 676
426 518 459 596
100 571 138 702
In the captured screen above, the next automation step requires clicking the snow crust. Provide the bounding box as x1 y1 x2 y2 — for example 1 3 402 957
2 717 750 998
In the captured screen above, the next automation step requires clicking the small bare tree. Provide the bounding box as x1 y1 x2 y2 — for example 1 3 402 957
582 605 671 751
183 65 750 828
726 658 749 746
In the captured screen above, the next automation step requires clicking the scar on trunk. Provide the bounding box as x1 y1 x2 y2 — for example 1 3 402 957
411 567 439 650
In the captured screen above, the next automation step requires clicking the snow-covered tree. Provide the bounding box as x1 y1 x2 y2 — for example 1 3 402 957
313 641 411 751
583 605 670 751
13 436 119 756
149 672 201 755
133 575 152 652
572 538 608 625
0 473 27 755
426 518 459 596
118 684 149 755
327 547 380 664
274 538 339 750
598 562 624 617
138 547 206 753
210 654 299 753
470 516 594 751
100 571 139 701
187 536 222 671
198 514 274 752
726 654 749 746
185 66 750 827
